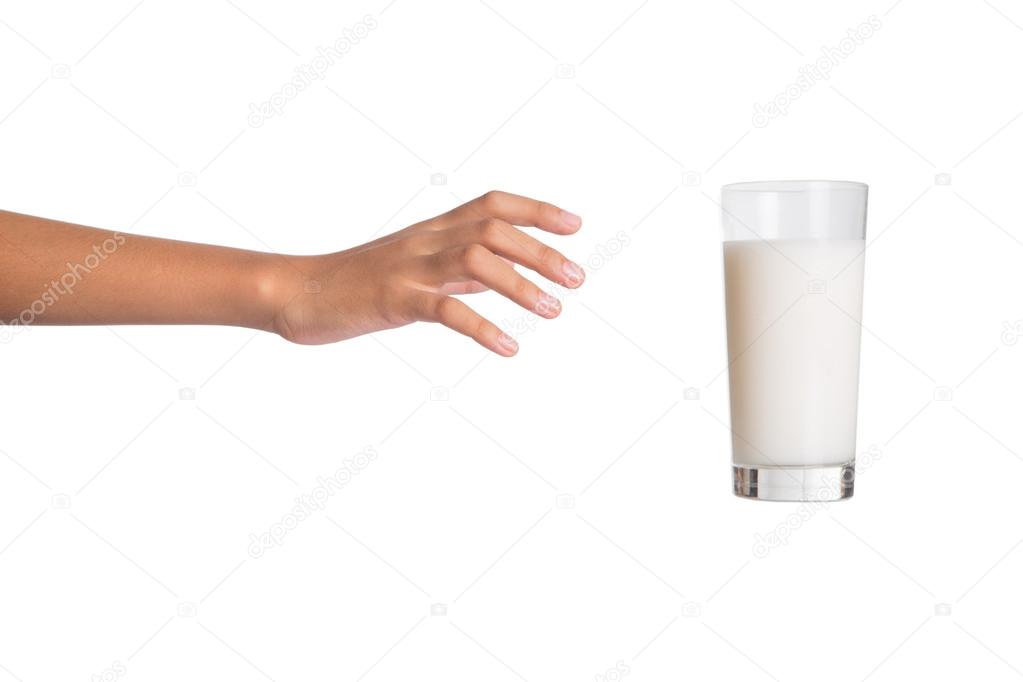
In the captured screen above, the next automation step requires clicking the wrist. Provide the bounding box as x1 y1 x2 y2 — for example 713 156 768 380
249 253 306 335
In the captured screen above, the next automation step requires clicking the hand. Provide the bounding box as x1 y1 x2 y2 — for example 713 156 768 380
269 191 586 356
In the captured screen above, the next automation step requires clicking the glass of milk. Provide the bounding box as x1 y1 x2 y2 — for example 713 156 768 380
721 180 868 501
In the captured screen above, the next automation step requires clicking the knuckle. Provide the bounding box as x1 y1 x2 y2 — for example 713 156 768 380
433 296 457 321
474 316 490 341
512 276 533 301
477 218 504 244
460 243 489 271
480 190 504 212
536 242 558 267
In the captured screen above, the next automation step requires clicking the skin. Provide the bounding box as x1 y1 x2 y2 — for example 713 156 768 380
0 191 585 356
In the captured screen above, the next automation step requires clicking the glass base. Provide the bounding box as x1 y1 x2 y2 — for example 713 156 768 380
733 463 854 502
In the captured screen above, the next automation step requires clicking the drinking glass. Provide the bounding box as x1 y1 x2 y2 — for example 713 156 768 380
721 180 868 501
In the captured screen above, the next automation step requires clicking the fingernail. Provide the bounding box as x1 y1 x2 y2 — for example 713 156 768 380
560 210 582 229
537 292 561 318
562 260 585 287
497 332 519 355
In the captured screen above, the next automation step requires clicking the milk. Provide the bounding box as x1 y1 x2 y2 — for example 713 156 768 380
723 238 865 468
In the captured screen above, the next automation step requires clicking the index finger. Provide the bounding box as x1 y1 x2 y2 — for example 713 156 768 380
442 190 583 235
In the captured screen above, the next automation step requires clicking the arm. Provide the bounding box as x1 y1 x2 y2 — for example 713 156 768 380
0 191 585 356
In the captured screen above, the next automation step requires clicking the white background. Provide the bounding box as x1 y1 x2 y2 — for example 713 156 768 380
2 1 1023 680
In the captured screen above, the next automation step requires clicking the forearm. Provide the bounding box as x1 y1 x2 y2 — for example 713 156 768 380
0 209 295 330
1 191 583 354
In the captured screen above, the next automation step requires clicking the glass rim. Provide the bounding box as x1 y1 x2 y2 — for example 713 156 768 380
722 180 867 193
